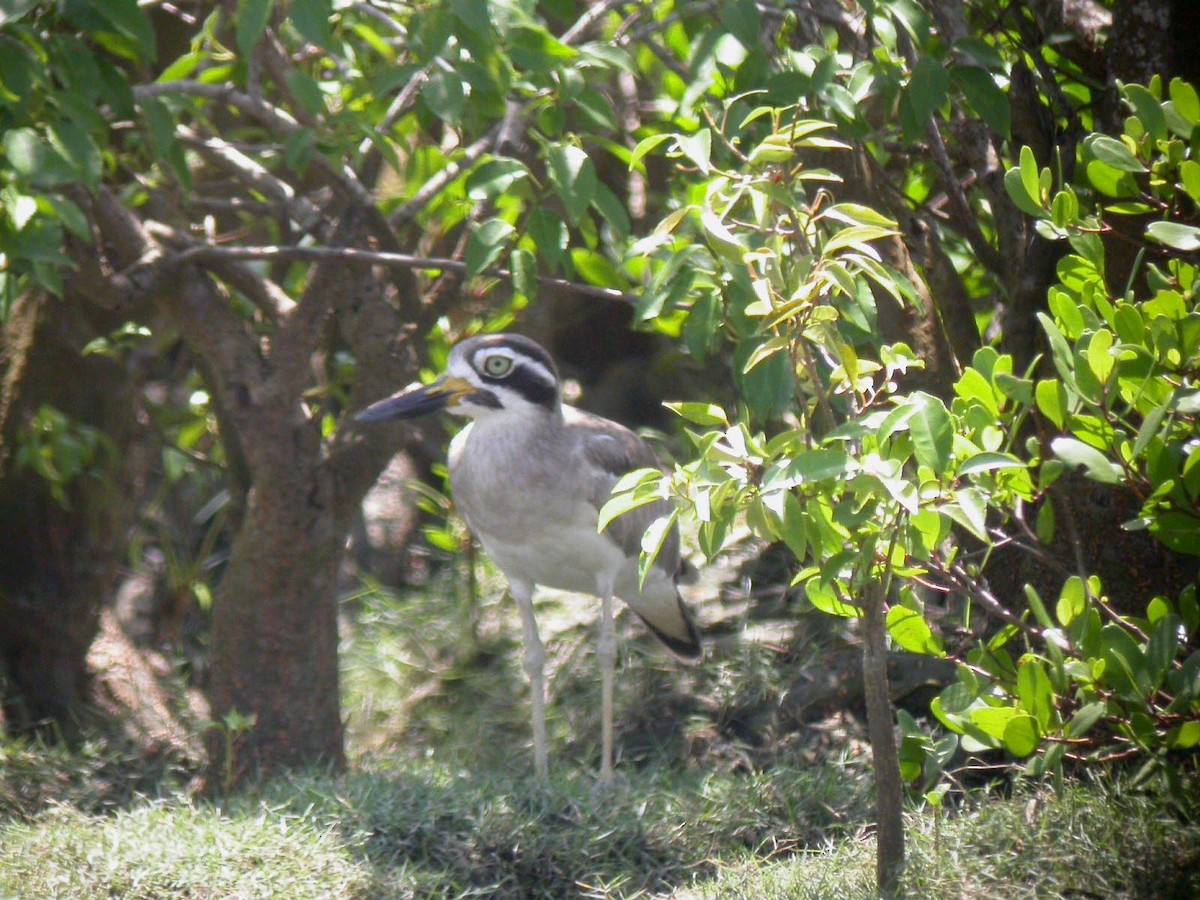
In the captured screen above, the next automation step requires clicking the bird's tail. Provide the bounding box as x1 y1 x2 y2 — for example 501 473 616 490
632 589 702 663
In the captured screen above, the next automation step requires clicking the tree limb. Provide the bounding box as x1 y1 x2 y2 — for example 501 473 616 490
165 241 641 305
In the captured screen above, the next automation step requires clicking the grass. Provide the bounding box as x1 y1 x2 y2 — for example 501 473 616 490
2 570 1199 898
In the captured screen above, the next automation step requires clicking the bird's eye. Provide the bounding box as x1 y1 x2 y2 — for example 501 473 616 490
482 355 513 377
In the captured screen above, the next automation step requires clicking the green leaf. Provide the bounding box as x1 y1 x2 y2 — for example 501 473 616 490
1056 576 1086 626
1017 659 1055 730
969 705 1020 741
546 143 596 225
527 208 568 271
951 65 1010 135
47 120 101 188
1085 134 1146 173
1002 713 1040 757
1065 701 1106 739
236 0 274 57
569 248 625 289
906 55 948 121
1146 221 1200 252
1168 720 1200 750
596 468 661 532
1180 160 1200 203
508 24 577 72
762 449 854 491
906 391 952 472
721 0 762 48
700 209 747 263
290 0 333 50
1085 160 1138 198
1050 437 1122 484
1123 83 1168 141
805 579 862 617
886 606 944 656
0 0 38 27
665 402 728 427
1019 144 1043 209
466 158 530 200
95 0 157 63
509 248 537 301
422 70 466 124
463 219 514 280
639 512 678 588
943 486 988 542
1004 152 1044 217
2 128 78 187
958 452 1025 476
1166 78 1200 136
44 195 90 239
676 129 712 175
1148 511 1200 555
823 223 897 256
1146 614 1181 689
1170 78 1200 121
629 133 673 170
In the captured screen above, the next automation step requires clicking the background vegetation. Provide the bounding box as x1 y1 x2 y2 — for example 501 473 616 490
1 0 1198 895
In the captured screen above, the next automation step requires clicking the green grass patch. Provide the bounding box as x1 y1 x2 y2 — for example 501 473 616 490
2 757 1196 898
2 576 1198 897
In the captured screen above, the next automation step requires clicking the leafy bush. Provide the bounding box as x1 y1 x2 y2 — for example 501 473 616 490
609 77 1199 803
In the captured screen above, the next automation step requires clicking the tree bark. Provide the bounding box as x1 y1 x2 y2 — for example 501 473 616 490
0 290 145 738
862 580 905 896
200 203 420 785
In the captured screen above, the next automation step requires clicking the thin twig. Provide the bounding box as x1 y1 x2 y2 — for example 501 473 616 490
164 242 639 305
925 116 1007 275
133 81 376 208
388 131 496 229
177 127 326 237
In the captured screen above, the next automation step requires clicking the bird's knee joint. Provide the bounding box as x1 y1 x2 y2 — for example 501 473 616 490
596 632 618 663
522 644 545 678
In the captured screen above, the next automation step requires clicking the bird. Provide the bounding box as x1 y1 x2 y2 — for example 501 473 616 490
356 332 701 785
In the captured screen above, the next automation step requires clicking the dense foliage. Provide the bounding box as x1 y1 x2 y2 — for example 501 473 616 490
1 0 1198 891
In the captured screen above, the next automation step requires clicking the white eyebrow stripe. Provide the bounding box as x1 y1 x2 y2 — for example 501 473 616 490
472 347 557 388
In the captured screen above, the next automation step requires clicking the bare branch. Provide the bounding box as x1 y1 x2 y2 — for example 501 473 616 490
133 81 376 209
145 221 296 320
925 116 1007 276
177 127 327 237
164 241 640 305
388 131 495 229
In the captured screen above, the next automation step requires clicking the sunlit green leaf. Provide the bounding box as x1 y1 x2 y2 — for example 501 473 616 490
1050 437 1121 484
886 605 944 656
236 0 274 57
1146 221 1200 252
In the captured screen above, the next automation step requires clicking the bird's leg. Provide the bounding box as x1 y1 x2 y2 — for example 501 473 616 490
596 577 618 787
511 579 548 782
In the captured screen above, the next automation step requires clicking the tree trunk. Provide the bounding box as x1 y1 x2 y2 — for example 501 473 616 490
862 579 905 895
207 462 346 779
0 290 144 738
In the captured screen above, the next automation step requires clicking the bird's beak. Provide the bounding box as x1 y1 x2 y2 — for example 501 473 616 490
355 376 490 422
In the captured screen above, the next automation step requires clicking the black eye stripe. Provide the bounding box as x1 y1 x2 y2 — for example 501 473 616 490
479 362 558 408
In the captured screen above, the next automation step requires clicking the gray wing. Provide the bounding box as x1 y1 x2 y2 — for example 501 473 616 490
569 409 681 574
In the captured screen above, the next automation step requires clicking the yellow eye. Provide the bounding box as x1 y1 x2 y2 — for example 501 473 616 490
482 355 513 377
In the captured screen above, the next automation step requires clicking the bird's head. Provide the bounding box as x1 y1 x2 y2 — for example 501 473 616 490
355 333 562 424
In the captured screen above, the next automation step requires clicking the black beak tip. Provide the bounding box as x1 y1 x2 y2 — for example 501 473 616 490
354 386 449 423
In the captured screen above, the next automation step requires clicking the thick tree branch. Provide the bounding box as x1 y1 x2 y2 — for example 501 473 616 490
145 221 296 320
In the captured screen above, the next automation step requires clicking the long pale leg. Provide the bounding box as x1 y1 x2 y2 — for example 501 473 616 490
510 578 548 781
596 577 618 787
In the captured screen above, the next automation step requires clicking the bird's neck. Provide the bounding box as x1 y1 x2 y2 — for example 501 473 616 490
467 403 563 444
